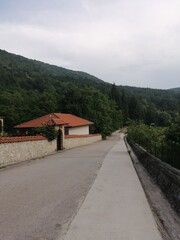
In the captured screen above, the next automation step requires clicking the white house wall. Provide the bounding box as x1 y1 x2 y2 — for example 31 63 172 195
68 126 89 135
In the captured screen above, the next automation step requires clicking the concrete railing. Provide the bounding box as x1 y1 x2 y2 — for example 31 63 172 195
129 142 180 217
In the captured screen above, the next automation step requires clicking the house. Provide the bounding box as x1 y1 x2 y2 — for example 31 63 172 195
60 113 93 135
14 113 94 150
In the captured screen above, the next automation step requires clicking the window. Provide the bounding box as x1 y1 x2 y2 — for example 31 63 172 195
65 127 69 135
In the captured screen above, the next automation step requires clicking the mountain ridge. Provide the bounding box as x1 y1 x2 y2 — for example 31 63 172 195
0 49 104 85
169 87 180 93
1 49 179 91
0 49 179 133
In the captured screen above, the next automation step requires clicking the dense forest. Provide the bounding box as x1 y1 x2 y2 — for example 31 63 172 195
0 50 179 139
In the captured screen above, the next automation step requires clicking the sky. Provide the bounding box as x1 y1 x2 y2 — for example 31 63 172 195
0 0 180 89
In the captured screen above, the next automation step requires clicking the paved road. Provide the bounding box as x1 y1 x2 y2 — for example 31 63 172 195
63 133 162 240
0 133 119 240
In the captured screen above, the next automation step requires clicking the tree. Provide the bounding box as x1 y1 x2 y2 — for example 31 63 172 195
35 125 57 141
110 83 121 108
61 87 122 137
129 96 143 120
165 115 180 168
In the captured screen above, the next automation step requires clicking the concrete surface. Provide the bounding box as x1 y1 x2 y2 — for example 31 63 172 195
126 139 180 240
63 133 162 240
0 134 119 240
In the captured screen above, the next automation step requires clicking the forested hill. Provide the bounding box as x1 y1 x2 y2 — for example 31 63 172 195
0 49 179 136
170 87 180 93
0 49 103 88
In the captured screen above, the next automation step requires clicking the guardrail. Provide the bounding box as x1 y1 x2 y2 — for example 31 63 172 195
129 142 180 217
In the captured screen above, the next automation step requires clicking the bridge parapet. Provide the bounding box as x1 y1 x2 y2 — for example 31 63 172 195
130 143 180 217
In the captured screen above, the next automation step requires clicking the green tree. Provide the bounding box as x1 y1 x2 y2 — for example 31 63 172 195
61 87 122 137
165 115 180 168
35 125 57 141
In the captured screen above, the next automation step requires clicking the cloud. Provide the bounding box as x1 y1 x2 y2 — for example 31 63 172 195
0 0 180 88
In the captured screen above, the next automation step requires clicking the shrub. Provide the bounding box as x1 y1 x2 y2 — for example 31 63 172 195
35 125 57 141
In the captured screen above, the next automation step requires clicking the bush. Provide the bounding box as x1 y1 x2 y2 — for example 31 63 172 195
127 121 180 169
35 125 57 141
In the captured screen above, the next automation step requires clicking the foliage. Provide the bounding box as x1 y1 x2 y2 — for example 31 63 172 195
127 119 180 169
165 115 180 168
60 86 123 138
35 125 57 141
0 49 179 139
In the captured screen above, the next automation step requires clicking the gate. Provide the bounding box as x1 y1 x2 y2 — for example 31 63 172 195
57 129 62 150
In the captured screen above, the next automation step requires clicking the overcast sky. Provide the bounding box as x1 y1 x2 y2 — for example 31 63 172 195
0 0 180 89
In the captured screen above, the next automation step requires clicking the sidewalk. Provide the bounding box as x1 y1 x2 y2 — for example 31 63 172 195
62 133 162 240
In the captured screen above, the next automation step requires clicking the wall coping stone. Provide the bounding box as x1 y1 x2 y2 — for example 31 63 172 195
65 134 101 139
0 135 46 144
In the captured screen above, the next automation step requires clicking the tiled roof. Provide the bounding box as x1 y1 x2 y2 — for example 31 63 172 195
0 135 46 144
54 113 93 127
14 113 93 129
14 113 68 128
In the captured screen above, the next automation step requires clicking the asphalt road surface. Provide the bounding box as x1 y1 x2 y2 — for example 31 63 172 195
0 133 119 240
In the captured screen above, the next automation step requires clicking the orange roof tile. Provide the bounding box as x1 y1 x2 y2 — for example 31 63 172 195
14 113 68 128
0 135 46 144
14 113 93 129
54 113 93 127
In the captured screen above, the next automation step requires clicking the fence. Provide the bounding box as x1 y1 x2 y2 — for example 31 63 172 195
129 142 180 217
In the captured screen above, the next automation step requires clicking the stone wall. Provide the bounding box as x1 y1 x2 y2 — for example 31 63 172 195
0 134 102 168
64 134 102 149
0 136 56 167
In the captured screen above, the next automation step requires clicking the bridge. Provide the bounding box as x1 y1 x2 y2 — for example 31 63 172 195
0 131 179 239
